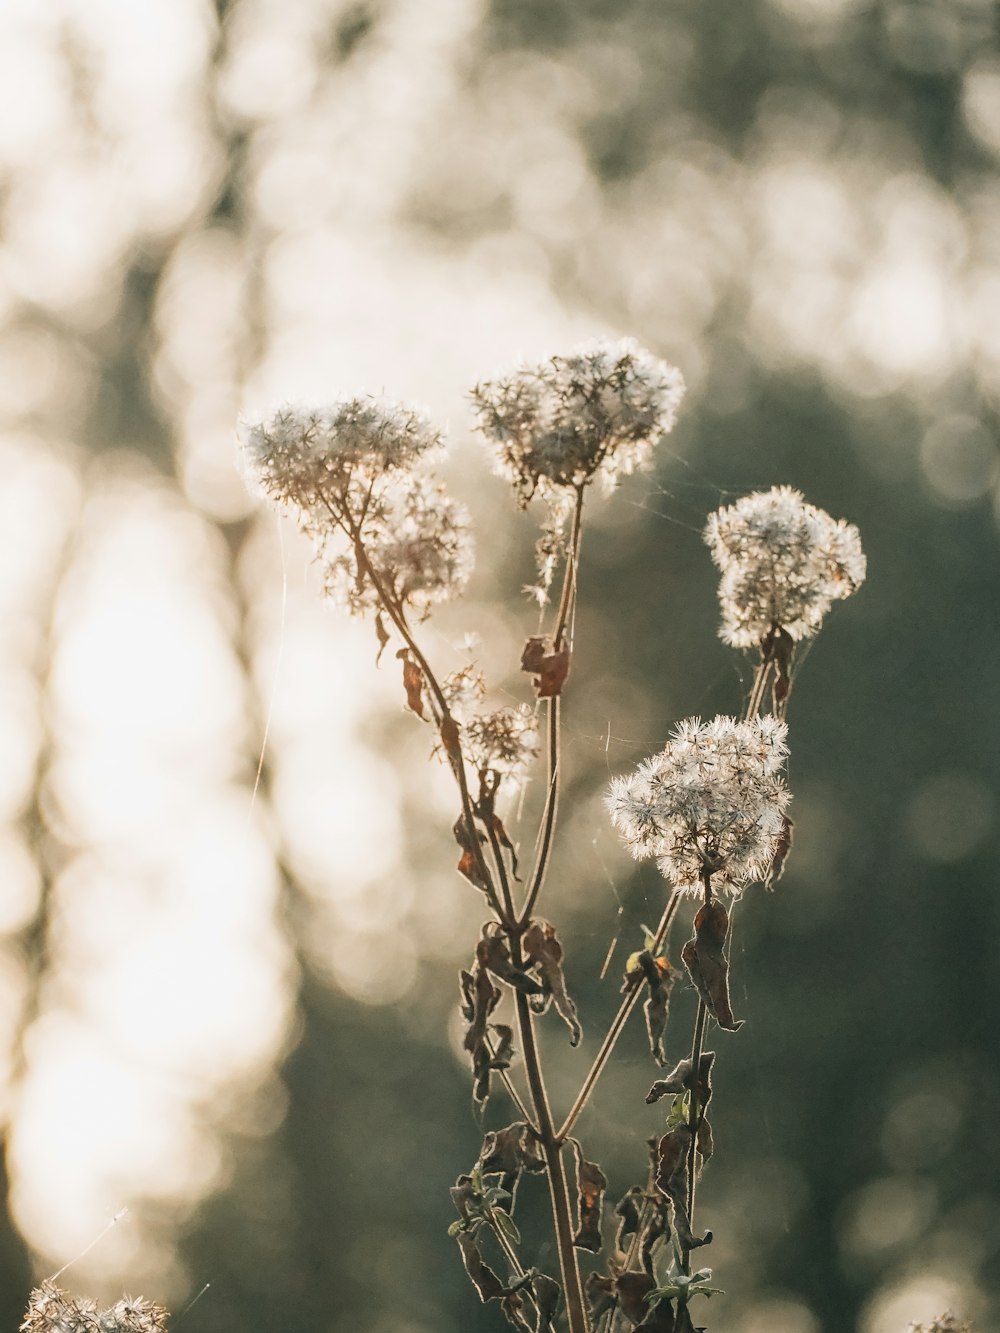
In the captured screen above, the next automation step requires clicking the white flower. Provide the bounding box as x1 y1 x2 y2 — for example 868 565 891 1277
238 399 473 617
470 338 686 504
607 715 791 894
704 486 866 648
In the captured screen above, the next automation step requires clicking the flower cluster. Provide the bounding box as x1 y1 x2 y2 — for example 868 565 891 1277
704 486 866 648
22 1283 168 1333
463 705 540 785
238 399 472 616
607 715 790 893
470 338 686 505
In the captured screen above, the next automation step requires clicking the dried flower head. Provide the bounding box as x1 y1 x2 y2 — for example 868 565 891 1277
704 486 866 648
463 705 540 785
238 399 473 617
607 715 790 893
238 399 441 512
22 1283 169 1333
470 338 686 505
318 472 473 615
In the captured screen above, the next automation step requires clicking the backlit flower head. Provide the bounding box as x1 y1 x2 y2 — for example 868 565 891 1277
607 715 790 894
22 1283 169 1333
463 705 540 786
704 486 866 648
906 1317 971 1333
238 399 441 513
470 338 686 505
238 399 473 617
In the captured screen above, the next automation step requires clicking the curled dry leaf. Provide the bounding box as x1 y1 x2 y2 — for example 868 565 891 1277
374 611 391 665
654 1127 711 1254
624 951 675 1066
681 900 743 1033
520 636 572 698
396 647 426 718
530 1273 562 1333
522 920 582 1045
478 927 545 996
479 1122 545 1205
764 814 794 890
646 1051 716 1165
454 815 489 893
459 963 504 1104
569 1144 608 1253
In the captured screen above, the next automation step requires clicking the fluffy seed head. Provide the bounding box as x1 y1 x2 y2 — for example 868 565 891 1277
463 705 540 786
704 486 866 648
238 399 472 618
238 399 442 512
22 1283 169 1333
607 715 790 894
906 1317 971 1333
471 337 686 504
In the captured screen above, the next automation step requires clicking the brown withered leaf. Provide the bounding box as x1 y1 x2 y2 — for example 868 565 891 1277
456 1230 510 1303
460 964 502 1104
530 1273 561 1333
569 1143 608 1253
654 1127 711 1253
623 951 675 1066
764 814 794 890
681 900 743 1033
490 812 521 881
645 1052 716 1166
520 636 572 698
440 713 463 774
522 920 582 1045
615 1270 658 1325
479 1122 545 1204
397 647 426 719
454 815 489 893
478 927 545 996
585 1272 616 1324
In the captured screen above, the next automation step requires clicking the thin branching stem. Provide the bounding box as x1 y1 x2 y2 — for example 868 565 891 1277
557 891 682 1142
517 488 585 928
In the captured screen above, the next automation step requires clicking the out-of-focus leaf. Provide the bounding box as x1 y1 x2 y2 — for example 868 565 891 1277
569 1144 607 1253
374 611 391 665
522 919 582 1045
764 814 794 890
681 901 743 1033
396 647 426 718
520 636 571 698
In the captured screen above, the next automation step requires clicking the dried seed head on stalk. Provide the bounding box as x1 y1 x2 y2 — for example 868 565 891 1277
22 1282 169 1333
463 705 540 785
238 399 473 616
606 715 791 894
470 337 686 504
906 1317 972 1333
704 485 866 648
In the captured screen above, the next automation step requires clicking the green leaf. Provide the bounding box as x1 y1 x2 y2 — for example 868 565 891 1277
491 1208 522 1245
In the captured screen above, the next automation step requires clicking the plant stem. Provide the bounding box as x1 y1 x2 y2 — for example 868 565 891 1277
681 997 708 1277
518 489 585 928
557 891 682 1142
512 983 589 1333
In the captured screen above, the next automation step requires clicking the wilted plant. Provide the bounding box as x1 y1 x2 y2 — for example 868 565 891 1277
234 336 870 1333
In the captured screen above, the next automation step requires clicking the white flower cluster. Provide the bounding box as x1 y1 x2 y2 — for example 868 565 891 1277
704 486 866 648
22 1283 168 1333
238 400 473 616
607 715 790 893
470 338 686 504
463 704 540 785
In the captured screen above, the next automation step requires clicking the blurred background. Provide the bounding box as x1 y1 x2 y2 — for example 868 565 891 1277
0 0 998 1330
